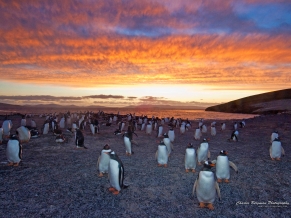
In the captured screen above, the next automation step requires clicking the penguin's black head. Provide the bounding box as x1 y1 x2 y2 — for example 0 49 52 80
187 143 193 148
104 144 110 150
159 140 165 145
204 161 215 169
163 133 169 138
219 150 228 155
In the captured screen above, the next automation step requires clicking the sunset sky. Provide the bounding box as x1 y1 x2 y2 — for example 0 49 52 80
0 0 291 107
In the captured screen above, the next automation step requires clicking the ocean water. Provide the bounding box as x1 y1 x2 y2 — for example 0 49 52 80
101 108 257 121
0 108 257 121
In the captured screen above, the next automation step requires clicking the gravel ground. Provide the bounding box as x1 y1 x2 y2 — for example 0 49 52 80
0 113 290 217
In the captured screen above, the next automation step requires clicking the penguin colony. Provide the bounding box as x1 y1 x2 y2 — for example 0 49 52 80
0 111 288 211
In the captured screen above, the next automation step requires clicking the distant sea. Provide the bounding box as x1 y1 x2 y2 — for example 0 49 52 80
0 108 257 121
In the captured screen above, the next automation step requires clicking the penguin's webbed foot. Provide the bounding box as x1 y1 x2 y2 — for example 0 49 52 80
164 164 168 167
112 190 120 195
192 169 196 173
271 158 275 161
7 162 14 166
224 179 230 183
98 173 104 177
13 163 19 167
276 158 281 161
199 202 206 208
185 169 189 173
207 203 214 210
109 187 117 192
158 164 162 167
217 179 222 183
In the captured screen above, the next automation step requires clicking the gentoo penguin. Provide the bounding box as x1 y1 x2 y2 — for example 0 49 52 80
75 128 87 149
163 133 173 156
201 124 207 134
210 123 216 136
270 130 279 143
145 122 152 135
0 128 3 144
194 127 202 140
233 122 238 130
269 137 285 161
123 132 133 156
212 150 238 183
157 125 163 137
229 130 239 142
30 119 37 128
155 141 168 167
55 134 67 143
180 123 186 135
97 144 111 177
221 123 226 131
168 128 175 143
21 116 26 126
42 121 49 135
108 151 128 195
2 119 12 138
59 117 65 129
240 120 245 128
184 143 196 173
16 126 31 143
6 135 22 166
192 161 221 210
197 138 210 165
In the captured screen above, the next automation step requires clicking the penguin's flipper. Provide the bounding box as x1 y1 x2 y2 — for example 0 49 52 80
192 179 197 197
229 161 238 172
170 142 174 151
269 146 272 158
215 182 221 201
155 151 158 160
207 150 211 159
281 146 285 156
97 156 100 169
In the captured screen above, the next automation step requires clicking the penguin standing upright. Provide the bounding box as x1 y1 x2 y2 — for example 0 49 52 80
163 133 173 156
212 150 238 183
155 140 168 167
210 124 216 136
197 139 210 165
168 128 175 143
180 123 186 134
269 137 285 161
6 135 22 166
229 130 239 142
2 119 12 138
157 125 163 137
108 151 128 195
192 161 221 210
123 132 133 156
145 122 152 135
221 123 226 131
184 143 196 173
75 128 87 149
194 127 202 140
21 115 26 126
201 124 207 134
97 144 111 177
16 126 31 143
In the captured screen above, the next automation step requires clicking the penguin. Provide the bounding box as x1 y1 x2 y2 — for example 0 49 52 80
229 130 239 142
240 120 245 128
2 119 12 138
269 137 285 161
180 123 186 135
197 139 210 165
75 128 87 149
212 150 238 183
194 127 202 140
184 143 196 173
108 151 128 195
157 125 163 138
233 122 238 130
155 140 168 167
168 128 175 143
30 119 37 128
97 144 111 177
16 126 31 143
59 117 65 129
210 124 216 136
270 130 279 143
145 122 152 135
221 123 226 131
55 134 67 143
201 124 207 134
163 133 173 156
42 122 49 135
0 127 3 144
21 117 26 126
6 135 22 166
192 161 221 210
123 132 133 156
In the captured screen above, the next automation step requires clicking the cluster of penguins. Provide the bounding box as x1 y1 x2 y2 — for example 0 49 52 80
0 112 286 210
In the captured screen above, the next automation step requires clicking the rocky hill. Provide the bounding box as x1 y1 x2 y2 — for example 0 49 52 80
205 88 291 114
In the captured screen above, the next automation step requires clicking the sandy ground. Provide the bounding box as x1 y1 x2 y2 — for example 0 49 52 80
0 112 291 217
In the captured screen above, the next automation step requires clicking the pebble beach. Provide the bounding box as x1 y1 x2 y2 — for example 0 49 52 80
0 112 291 217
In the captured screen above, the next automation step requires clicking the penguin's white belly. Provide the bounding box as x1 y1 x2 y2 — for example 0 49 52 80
202 125 207 133
108 159 122 191
124 137 132 153
157 146 168 164
21 119 26 126
196 171 216 203
180 125 185 134
90 124 95 134
2 121 11 136
43 123 49 134
194 129 201 140
98 153 110 173
216 157 230 179
6 140 21 163
197 143 209 162
185 148 196 169
163 138 172 155
158 126 163 137
211 127 216 136
17 126 31 143
168 131 175 142
59 119 65 129
0 128 3 141
146 125 152 134
271 142 282 158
